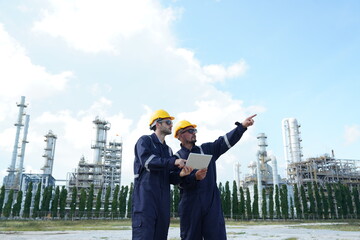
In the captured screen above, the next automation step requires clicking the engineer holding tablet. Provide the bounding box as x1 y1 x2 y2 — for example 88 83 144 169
172 115 256 240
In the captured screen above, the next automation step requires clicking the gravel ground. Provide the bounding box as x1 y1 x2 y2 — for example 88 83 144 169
1 223 359 240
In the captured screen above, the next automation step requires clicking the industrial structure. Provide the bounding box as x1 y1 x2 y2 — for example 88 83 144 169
282 117 360 188
3 96 30 194
66 117 122 200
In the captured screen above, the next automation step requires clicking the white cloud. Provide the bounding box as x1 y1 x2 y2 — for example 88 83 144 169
33 0 180 53
344 125 360 144
202 60 248 83
0 24 72 98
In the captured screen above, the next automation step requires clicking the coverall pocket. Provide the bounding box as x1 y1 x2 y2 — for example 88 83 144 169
132 212 142 228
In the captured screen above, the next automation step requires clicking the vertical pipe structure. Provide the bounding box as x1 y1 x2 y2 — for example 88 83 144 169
15 114 30 190
256 133 268 212
233 162 241 192
282 118 302 163
270 155 279 187
42 130 57 175
6 96 27 190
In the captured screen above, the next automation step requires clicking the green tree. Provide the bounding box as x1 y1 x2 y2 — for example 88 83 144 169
245 187 252 219
219 183 225 213
352 187 360 219
275 185 281 219
86 184 94 218
344 185 353 218
290 197 294 219
224 181 231 218
112 185 120 218
32 183 41 218
0 185 6 216
252 184 259 219
280 184 288 219
95 187 102 218
120 186 129 218
232 181 239 220
326 183 335 219
320 185 328 219
70 187 77 218
104 186 111 216
3 189 14 218
239 187 245 220
59 186 68 219
12 190 23 217
307 182 315 219
261 188 267 220
300 185 308 219
51 186 60 218
41 186 53 217
78 188 87 218
173 185 180 218
127 183 133 218
313 182 322 219
23 182 33 218
293 184 302 219
268 187 274 220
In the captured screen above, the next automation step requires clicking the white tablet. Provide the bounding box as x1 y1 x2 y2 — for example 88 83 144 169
186 153 212 169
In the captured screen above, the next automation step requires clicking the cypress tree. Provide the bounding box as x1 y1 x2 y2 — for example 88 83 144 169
78 188 87 218
12 190 23 217
268 187 274 220
32 183 41 218
245 187 252 220
70 187 77 218
219 183 225 213
275 185 281 219
232 181 239 220
313 182 322 219
170 188 174 217
334 184 343 218
307 182 315 219
345 185 353 218
239 187 245 220
104 186 111 216
320 185 329 219
41 186 53 217
252 184 259 219
293 184 302 219
290 197 294 219
261 188 267 220
59 186 68 219
173 185 180 218
86 184 94 218
95 187 102 218
224 181 231 218
326 183 335 219
352 187 360 219
51 186 60 218
300 185 308 219
280 184 288 220
23 182 33 218
0 185 5 216
3 189 14 218
112 185 120 218
120 185 129 218
127 183 133 218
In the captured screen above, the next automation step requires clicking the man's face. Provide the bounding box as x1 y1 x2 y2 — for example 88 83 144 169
157 118 173 135
179 127 197 144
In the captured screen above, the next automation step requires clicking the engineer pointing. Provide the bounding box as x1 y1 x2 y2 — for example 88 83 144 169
173 114 256 240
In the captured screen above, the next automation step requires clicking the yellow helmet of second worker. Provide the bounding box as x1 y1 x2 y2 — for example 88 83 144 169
174 120 197 138
149 109 175 128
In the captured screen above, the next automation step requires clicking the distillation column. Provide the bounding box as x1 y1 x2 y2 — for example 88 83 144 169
4 96 27 191
41 130 57 175
256 133 268 209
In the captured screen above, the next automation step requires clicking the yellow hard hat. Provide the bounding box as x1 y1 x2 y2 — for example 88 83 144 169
149 109 175 127
174 120 197 138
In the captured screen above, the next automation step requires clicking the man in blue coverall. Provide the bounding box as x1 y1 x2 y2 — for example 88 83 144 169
132 109 192 240
173 114 256 240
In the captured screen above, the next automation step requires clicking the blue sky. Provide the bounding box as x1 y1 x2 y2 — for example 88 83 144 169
1 0 359 187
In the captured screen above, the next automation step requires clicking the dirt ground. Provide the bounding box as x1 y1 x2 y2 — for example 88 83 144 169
1 223 359 240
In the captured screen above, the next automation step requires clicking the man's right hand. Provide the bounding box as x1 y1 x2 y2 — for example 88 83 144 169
195 168 207 180
175 158 187 168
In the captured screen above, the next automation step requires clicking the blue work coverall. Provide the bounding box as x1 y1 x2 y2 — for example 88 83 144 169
132 133 180 240
175 122 247 240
